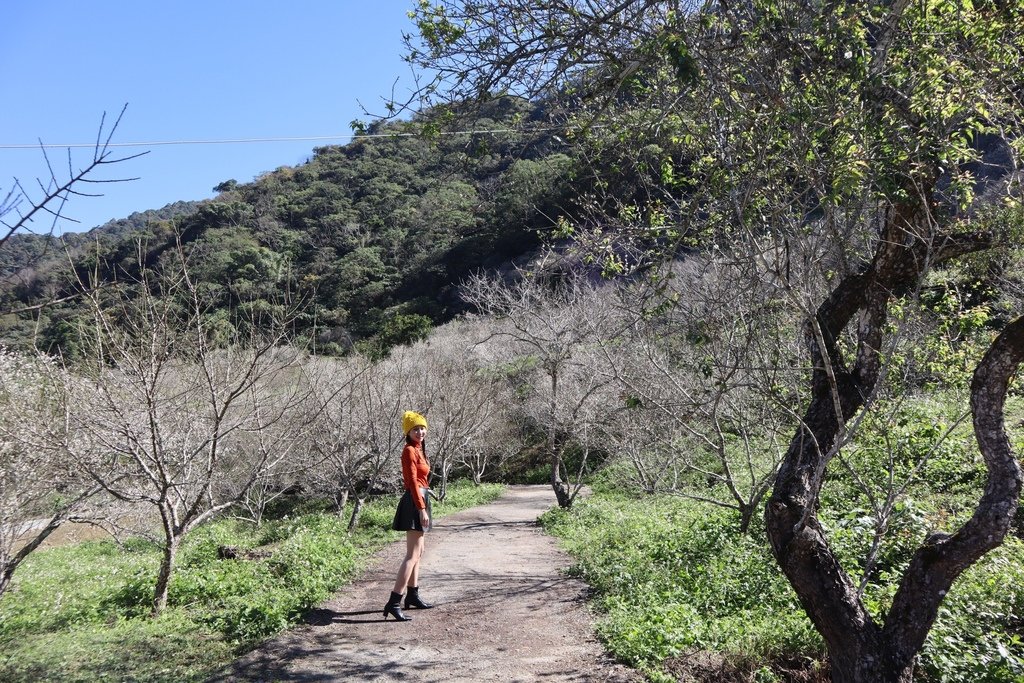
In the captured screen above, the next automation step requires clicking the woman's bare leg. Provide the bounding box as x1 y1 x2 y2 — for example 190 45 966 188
392 531 425 594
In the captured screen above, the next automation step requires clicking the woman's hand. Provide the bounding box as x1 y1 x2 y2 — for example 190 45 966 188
419 508 430 530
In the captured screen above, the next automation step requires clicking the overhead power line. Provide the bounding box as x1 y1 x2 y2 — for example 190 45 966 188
0 126 569 150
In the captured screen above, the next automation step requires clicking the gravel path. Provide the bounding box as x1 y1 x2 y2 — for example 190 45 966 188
207 485 642 682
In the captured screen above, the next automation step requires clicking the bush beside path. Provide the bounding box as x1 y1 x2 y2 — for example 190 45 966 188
208 485 641 682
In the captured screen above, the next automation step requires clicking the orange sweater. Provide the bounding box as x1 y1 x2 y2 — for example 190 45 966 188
401 443 430 509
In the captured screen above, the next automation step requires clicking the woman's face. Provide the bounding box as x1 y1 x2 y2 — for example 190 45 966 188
409 425 426 443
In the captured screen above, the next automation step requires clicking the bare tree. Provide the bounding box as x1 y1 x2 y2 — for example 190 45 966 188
398 326 510 499
220 359 318 527
299 354 376 517
408 319 521 486
342 351 416 533
462 263 619 507
600 259 805 532
1 105 143 250
54 243 306 614
405 1 1024 679
597 402 679 495
524 341 617 504
0 348 107 598
458 415 519 486
300 340 492 532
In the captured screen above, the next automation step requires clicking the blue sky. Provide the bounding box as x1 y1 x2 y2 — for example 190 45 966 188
1 1 418 235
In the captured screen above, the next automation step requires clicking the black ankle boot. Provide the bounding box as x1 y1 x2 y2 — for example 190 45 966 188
383 591 412 621
404 585 433 609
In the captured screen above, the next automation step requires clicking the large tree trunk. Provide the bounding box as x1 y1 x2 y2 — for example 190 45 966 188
882 315 1024 670
548 367 572 508
764 205 1005 681
550 457 571 508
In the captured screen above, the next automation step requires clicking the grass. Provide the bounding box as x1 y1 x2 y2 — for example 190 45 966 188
543 490 1024 682
3 614 232 683
0 481 504 683
540 495 824 682
538 390 1024 683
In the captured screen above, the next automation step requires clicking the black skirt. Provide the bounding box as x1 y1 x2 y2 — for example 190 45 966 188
392 487 432 532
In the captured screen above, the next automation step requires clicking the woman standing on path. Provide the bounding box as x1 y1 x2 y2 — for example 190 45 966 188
383 410 435 621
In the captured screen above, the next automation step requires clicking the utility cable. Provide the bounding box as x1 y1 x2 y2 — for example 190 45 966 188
0 126 573 150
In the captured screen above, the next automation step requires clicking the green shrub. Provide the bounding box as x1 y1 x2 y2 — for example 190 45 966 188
586 457 641 496
519 463 551 484
541 495 821 677
0 611 232 683
437 480 504 509
820 398 985 520
824 496 932 596
0 541 158 635
179 519 253 566
811 393 1024 681
546 479 1024 682
918 538 1024 682
169 513 362 643
355 496 401 533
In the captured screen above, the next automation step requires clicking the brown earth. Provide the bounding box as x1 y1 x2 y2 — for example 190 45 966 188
13 520 115 550
207 485 643 683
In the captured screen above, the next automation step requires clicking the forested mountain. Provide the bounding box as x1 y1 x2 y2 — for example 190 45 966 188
0 201 199 279
0 98 577 356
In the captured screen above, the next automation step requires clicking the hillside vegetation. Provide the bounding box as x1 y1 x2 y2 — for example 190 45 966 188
0 98 576 357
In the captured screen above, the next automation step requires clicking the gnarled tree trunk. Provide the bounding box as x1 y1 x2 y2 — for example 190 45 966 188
765 207 1020 681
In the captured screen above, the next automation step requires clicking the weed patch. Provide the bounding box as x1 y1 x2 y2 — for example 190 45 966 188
0 481 504 681
542 487 1024 682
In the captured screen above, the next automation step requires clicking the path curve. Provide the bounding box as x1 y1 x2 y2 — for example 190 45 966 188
208 485 641 682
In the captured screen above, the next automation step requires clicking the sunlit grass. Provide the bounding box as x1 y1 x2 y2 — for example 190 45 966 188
0 481 504 682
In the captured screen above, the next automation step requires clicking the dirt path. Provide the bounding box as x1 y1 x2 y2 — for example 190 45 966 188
208 485 642 682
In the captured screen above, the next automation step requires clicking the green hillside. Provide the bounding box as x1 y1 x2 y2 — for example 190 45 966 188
0 98 577 357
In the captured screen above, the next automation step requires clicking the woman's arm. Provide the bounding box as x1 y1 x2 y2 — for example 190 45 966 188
401 446 426 509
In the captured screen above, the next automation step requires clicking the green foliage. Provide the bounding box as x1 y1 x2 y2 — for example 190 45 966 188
544 474 1024 682
813 391 1024 681
0 612 232 683
585 457 640 496
433 480 504 510
540 495 821 678
385 312 434 342
0 541 158 637
355 495 406 533
883 270 1002 394
822 398 985 519
171 514 361 643
0 98 575 357
411 0 467 56
519 462 552 485
185 225 287 308
920 540 1024 682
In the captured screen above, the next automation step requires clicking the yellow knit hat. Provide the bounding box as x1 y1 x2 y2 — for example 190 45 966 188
402 410 428 435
